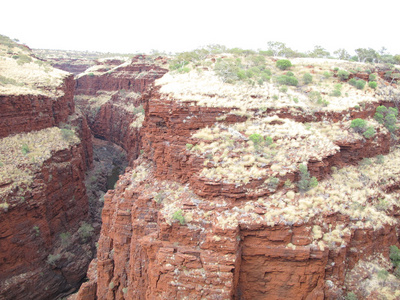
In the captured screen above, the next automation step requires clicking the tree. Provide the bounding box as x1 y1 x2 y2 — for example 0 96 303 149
308 45 330 58
355 48 380 63
267 41 288 57
333 48 351 60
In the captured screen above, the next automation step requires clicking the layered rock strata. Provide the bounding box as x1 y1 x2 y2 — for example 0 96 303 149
80 94 399 299
0 37 95 299
78 57 400 299
0 74 75 138
74 56 168 161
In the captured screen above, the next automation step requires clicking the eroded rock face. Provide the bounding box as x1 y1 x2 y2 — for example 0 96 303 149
75 56 167 96
75 56 168 162
76 87 399 299
52 58 95 75
0 78 95 299
0 74 75 138
0 134 94 299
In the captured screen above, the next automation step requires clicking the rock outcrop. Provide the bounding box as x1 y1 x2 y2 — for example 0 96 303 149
0 74 75 138
0 35 95 300
0 131 94 299
79 79 400 299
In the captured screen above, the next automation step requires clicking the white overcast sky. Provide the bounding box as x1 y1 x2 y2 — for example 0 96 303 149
2 0 400 55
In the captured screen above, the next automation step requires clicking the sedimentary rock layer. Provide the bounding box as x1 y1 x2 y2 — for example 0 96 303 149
0 74 75 138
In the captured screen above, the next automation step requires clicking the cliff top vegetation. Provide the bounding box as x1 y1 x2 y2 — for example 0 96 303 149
0 125 79 210
157 47 400 114
0 35 69 96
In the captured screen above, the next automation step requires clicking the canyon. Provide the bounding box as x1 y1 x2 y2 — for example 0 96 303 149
1 36 400 300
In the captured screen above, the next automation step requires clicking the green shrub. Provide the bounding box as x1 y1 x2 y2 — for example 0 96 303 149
33 226 40 237
47 254 61 266
350 118 367 133
337 70 349 81
279 85 288 93
309 91 322 102
276 59 292 70
186 143 193 150
276 75 298 86
368 81 377 89
249 133 264 149
345 292 358 300
0 75 20 86
21 144 30 155
349 78 357 86
297 163 318 192
88 72 95 77
376 154 384 164
323 71 332 78
363 126 375 139
330 89 341 97
286 71 294 76
60 232 71 247
317 98 330 107
302 72 313 84
265 136 273 145
267 177 280 190
61 128 75 141
78 222 94 241
369 74 377 81
172 210 185 225
374 105 398 133
355 79 366 90
390 245 400 268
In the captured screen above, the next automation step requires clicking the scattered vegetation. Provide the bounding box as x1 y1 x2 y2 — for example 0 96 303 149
0 127 79 202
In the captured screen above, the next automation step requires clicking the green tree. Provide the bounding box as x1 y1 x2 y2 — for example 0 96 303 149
308 45 330 58
267 41 288 57
333 48 351 60
355 48 380 63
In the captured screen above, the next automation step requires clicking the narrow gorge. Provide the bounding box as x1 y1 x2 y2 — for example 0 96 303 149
2 36 400 300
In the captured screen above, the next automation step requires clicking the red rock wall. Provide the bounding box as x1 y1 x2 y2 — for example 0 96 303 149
141 95 390 200
0 141 94 300
75 57 168 161
75 58 168 96
0 74 75 138
77 83 398 299
83 164 399 300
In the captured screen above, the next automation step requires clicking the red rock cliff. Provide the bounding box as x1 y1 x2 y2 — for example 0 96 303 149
77 57 400 300
78 88 400 299
0 78 94 300
0 74 75 138
75 56 168 161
